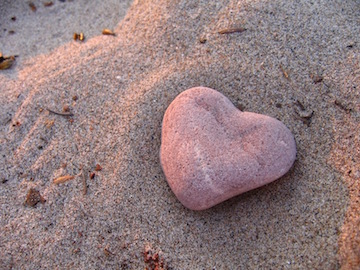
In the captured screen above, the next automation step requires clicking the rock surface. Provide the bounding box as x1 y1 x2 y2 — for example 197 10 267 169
160 87 297 210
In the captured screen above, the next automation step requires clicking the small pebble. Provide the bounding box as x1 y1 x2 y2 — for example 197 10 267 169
160 87 296 210
24 188 45 207
63 105 70 112
95 164 102 171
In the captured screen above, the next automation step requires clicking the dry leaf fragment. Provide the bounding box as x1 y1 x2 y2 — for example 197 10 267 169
0 58 15 70
29 2 37 12
310 74 323 84
0 54 16 70
43 1 53 7
44 119 55 128
73 32 85 41
12 120 21 127
104 247 114 257
102 29 116 36
199 36 207 43
63 105 70 112
53 175 75 184
24 188 45 207
279 64 290 80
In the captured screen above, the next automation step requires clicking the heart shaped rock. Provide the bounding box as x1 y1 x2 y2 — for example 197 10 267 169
160 87 296 210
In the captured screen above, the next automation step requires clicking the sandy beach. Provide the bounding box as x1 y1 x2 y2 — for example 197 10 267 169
1 0 359 269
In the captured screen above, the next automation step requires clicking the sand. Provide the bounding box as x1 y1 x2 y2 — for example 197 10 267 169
0 0 359 269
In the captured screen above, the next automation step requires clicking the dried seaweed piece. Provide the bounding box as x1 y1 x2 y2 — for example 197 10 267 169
102 29 116 36
24 188 45 207
53 175 75 184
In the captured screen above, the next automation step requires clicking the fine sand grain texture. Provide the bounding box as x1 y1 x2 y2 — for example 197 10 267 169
1 0 359 269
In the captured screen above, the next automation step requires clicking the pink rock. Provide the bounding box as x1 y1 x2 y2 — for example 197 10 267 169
160 87 296 210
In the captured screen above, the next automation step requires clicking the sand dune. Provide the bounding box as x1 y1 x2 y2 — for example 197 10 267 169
1 0 359 268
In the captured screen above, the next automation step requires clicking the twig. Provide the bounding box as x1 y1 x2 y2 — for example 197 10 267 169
334 100 352 113
279 64 290 80
46 108 74 117
53 175 75 184
102 29 116 36
82 168 87 195
295 100 306 111
218 27 246 34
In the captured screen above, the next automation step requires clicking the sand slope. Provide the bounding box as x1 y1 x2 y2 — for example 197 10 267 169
1 0 359 269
